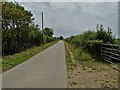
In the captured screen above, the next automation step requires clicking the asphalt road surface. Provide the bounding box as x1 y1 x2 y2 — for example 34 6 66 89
2 40 67 88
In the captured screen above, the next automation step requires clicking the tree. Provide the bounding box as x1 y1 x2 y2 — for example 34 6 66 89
60 36 63 40
2 2 54 55
96 24 114 43
2 2 33 30
42 27 54 37
2 2 40 55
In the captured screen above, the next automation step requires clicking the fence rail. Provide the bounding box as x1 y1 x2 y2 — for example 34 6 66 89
101 43 120 62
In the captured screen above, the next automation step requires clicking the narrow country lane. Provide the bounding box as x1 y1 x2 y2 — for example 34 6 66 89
2 40 67 88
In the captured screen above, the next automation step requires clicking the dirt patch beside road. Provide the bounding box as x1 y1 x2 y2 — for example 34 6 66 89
67 61 118 88
65 42 118 88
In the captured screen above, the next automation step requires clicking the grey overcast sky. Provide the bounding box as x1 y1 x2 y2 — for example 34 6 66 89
17 2 118 38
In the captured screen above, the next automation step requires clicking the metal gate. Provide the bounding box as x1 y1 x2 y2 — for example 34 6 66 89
101 43 120 62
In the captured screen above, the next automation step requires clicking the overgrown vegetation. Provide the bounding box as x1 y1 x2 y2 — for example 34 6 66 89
65 41 107 69
66 24 115 58
114 39 120 45
2 41 58 72
2 2 55 56
64 41 76 70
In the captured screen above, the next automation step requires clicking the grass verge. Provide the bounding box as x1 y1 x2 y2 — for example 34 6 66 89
2 41 58 72
64 41 110 70
64 41 74 70
114 39 120 45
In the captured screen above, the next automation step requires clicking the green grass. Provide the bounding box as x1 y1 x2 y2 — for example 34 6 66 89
64 41 74 70
2 41 58 72
65 41 109 69
114 39 120 45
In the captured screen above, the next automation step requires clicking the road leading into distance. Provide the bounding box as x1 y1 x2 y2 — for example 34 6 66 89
2 40 67 88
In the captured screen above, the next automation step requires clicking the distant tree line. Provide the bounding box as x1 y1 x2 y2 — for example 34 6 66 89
2 2 55 56
66 24 115 58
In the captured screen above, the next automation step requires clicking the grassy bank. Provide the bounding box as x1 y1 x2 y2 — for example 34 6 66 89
2 41 58 72
65 41 108 69
114 39 120 45
64 41 74 70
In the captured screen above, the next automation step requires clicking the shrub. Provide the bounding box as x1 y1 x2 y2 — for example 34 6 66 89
66 24 114 58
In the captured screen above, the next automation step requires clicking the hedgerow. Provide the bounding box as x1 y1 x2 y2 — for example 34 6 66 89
2 2 54 55
66 24 114 58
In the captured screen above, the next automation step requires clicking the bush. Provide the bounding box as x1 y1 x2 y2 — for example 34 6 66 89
66 24 114 58
2 2 54 56
96 24 114 43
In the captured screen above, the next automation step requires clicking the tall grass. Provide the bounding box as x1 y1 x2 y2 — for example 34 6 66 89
114 39 120 45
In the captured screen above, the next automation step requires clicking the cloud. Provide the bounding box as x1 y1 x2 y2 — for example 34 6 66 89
9 0 119 2
51 0 119 2
18 2 118 38
8 0 52 2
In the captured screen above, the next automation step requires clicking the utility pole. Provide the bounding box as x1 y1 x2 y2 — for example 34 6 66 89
118 1 120 39
41 12 44 45
41 12 44 30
